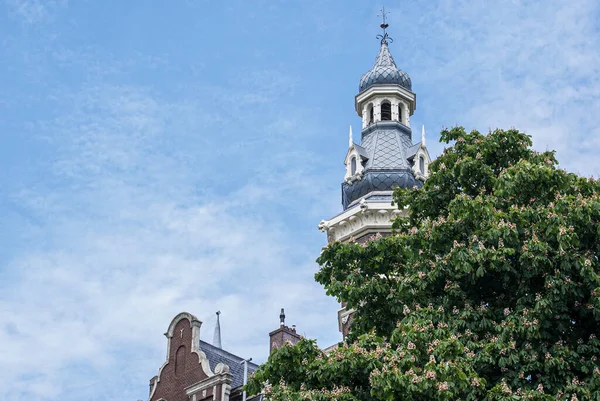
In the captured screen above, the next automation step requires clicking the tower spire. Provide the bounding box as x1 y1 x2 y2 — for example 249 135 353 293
319 14 431 339
213 311 222 349
377 6 393 44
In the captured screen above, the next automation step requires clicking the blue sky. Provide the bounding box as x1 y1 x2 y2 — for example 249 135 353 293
1 0 599 400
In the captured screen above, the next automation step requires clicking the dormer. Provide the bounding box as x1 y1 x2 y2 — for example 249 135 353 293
344 126 369 183
344 143 369 183
407 126 432 181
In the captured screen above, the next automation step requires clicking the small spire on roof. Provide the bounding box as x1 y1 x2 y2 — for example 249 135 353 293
421 125 426 147
280 308 286 327
348 125 353 147
213 311 222 349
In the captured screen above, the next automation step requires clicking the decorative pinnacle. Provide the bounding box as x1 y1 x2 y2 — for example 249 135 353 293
213 311 222 349
280 308 286 327
348 125 353 147
377 6 393 44
422 125 426 147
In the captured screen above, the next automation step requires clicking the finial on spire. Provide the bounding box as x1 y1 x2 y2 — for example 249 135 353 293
213 311 222 349
279 308 286 327
348 125 353 147
421 125 426 147
377 6 393 44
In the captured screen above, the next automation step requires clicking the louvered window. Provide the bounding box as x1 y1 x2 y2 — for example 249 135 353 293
381 102 391 121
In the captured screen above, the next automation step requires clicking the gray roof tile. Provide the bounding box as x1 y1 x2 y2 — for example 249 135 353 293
406 142 422 159
341 122 422 209
353 143 369 159
199 340 259 389
362 125 412 170
359 41 412 92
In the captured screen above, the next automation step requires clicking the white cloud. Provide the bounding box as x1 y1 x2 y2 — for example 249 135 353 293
5 0 66 24
398 0 600 176
0 58 340 400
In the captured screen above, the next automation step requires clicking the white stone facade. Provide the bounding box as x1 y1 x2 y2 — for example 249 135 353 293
318 194 406 243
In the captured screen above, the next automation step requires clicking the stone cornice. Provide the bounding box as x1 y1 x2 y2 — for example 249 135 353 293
319 197 405 243
185 367 232 400
355 85 416 116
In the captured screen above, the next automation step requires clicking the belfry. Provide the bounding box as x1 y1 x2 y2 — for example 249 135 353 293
318 15 431 337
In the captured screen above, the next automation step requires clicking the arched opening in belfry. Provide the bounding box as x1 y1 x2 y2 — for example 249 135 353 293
351 157 357 175
381 101 392 121
398 104 403 123
419 156 425 174
368 104 374 124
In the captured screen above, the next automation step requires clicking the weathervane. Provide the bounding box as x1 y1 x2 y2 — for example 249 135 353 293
377 6 393 44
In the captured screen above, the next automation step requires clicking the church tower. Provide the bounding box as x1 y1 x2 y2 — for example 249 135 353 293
318 16 431 338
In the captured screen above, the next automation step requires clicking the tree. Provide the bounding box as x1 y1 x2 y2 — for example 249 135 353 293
247 127 600 401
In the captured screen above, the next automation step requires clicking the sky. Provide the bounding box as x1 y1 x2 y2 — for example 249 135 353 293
0 0 599 400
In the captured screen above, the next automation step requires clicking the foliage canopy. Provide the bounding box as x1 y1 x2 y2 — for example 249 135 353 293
247 127 600 401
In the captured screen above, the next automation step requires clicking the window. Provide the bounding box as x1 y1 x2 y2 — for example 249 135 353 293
419 156 425 174
351 157 357 175
398 105 403 122
368 104 374 124
381 102 391 121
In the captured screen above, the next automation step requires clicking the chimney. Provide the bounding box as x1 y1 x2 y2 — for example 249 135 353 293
269 308 302 354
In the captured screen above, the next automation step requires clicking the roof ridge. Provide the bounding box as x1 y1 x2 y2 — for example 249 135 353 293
393 130 408 168
371 129 381 166
373 41 397 68
199 340 259 368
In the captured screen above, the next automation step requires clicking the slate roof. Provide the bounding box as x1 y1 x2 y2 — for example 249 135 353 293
359 121 414 168
353 143 369 159
363 129 412 170
342 170 422 209
342 121 422 209
359 40 412 93
199 340 259 389
406 142 422 160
